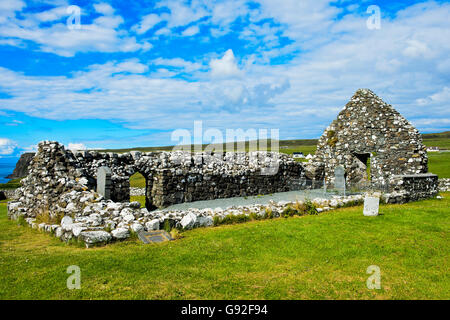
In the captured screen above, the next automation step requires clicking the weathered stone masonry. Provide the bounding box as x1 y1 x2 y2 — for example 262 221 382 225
8 141 307 217
69 148 306 210
6 141 310 246
311 89 428 188
308 89 438 202
6 89 441 247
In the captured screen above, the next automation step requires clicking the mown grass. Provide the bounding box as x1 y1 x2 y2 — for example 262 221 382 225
428 152 450 178
0 194 449 300
130 172 146 189
423 131 450 150
130 195 146 208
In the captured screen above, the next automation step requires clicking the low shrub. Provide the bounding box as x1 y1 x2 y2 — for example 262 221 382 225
304 199 318 215
263 207 274 219
282 206 297 218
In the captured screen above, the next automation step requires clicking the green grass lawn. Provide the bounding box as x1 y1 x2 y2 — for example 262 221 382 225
130 195 146 208
427 152 450 178
423 131 450 150
130 173 146 188
1 194 448 300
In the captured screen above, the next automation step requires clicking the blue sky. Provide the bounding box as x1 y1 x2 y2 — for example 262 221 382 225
0 0 449 157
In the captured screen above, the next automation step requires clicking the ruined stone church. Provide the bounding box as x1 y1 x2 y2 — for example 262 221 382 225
311 89 429 188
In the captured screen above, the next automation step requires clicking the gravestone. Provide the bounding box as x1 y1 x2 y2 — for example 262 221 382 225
363 197 379 216
334 165 346 195
138 230 173 244
97 167 112 200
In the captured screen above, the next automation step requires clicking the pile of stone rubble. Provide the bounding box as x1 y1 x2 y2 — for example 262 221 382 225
5 141 311 247
130 187 145 196
438 178 450 192
9 191 365 247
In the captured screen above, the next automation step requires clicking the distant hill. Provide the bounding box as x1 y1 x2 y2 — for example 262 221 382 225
422 131 450 150
96 131 450 154
422 131 450 139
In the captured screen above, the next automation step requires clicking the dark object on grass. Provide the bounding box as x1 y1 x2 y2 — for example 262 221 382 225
0 191 6 201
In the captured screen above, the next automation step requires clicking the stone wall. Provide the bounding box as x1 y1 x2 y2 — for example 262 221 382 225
0 189 16 200
438 178 450 192
312 89 428 189
12 141 308 212
5 87 442 247
147 153 304 208
62 147 307 210
6 140 311 247
384 173 439 203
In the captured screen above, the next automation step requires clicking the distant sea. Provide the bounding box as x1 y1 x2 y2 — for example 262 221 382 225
0 157 18 184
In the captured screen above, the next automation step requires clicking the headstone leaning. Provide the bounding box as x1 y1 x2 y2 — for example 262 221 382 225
97 166 112 200
363 197 379 216
334 165 346 195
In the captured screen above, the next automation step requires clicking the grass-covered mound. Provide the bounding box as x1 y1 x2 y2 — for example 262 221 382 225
0 193 448 299
0 178 22 190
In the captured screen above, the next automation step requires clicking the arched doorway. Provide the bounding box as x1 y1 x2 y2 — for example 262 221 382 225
129 172 146 208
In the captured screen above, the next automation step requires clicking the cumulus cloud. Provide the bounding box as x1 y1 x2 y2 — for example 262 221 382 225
132 13 162 34
210 49 242 78
93 2 115 16
182 25 200 36
156 0 208 28
0 1 147 57
0 0 449 145
0 138 18 155
33 6 68 22
254 0 341 46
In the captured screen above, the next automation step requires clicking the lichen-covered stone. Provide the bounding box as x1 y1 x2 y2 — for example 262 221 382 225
312 89 428 189
5 89 440 247
79 231 112 247
111 228 129 240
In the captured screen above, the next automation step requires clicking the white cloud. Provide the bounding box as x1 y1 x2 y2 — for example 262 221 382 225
254 0 341 45
0 0 25 23
0 2 146 57
114 59 149 74
210 0 248 26
5 119 23 126
33 6 67 22
182 25 200 36
416 87 450 106
210 49 242 78
0 0 449 142
157 0 208 28
67 143 87 151
93 3 115 16
154 27 171 36
94 15 124 29
152 57 202 72
0 0 25 12
403 40 432 59
132 13 162 34
23 144 37 153
0 138 18 155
